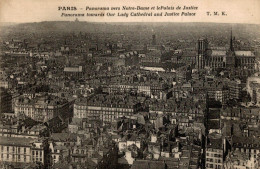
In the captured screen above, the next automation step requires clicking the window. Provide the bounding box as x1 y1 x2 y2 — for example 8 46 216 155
24 148 26 154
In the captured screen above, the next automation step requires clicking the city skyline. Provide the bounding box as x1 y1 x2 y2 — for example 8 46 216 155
1 2 260 168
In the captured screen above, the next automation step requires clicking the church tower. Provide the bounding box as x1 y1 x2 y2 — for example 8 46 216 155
226 28 236 68
230 28 234 52
152 34 156 45
196 38 208 70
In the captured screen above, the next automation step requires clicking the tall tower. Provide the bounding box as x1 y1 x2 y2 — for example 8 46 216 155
226 28 236 68
152 34 156 45
230 28 234 52
197 38 208 70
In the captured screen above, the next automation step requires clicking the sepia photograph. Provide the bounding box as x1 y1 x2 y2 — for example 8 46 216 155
0 0 260 168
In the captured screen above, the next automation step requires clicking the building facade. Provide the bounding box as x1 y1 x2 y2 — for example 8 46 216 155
206 137 223 169
14 95 69 122
0 137 45 166
73 95 141 123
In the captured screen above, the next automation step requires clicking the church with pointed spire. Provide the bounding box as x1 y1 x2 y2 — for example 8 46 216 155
226 29 236 68
197 28 255 77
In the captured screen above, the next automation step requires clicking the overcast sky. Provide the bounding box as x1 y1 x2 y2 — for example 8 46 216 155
0 0 259 24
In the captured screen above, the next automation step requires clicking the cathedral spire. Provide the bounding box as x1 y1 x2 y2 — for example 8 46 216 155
230 28 234 52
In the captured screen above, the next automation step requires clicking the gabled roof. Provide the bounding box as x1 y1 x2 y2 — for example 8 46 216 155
211 50 226 56
64 66 82 72
235 51 254 57
131 160 165 169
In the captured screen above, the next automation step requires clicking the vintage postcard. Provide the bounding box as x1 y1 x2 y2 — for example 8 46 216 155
0 0 260 168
